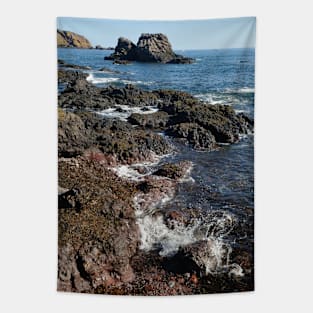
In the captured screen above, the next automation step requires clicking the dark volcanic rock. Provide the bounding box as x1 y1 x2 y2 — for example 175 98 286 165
165 239 226 277
58 187 81 211
153 161 192 180
113 59 131 65
58 59 91 70
166 123 217 150
58 110 172 163
104 37 137 61
98 67 121 74
58 69 253 148
105 33 195 64
171 104 253 144
58 69 88 84
58 109 93 157
95 45 115 50
93 121 172 163
167 56 195 64
59 81 159 110
154 89 199 114
135 33 176 63
128 111 169 129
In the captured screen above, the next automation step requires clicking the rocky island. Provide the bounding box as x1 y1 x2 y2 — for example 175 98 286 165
105 33 195 64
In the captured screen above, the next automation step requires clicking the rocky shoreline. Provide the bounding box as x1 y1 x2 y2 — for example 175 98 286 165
58 64 254 295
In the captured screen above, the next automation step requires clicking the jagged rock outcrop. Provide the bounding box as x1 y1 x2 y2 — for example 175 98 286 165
166 123 217 150
135 33 176 63
57 65 254 295
58 70 253 149
128 111 169 129
57 29 92 49
58 109 172 163
105 33 194 64
58 59 91 70
105 37 137 61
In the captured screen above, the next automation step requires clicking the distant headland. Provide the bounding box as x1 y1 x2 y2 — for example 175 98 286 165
57 29 114 50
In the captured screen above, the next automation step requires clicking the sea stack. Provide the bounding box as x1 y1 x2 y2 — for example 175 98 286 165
105 33 194 64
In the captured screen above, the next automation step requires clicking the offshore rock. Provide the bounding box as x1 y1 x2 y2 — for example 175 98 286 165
105 33 194 64
104 37 137 61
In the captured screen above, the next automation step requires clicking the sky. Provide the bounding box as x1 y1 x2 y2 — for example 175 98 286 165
57 17 256 50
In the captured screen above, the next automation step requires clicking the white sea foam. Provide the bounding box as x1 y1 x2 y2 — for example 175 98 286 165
111 165 147 181
111 151 173 181
120 79 153 86
179 162 195 183
136 213 197 256
97 105 159 121
224 87 255 94
87 73 119 84
195 91 252 114
86 72 153 86
237 87 255 93
195 93 230 105
135 209 243 275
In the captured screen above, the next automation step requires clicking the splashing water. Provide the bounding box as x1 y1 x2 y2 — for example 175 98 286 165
135 207 244 276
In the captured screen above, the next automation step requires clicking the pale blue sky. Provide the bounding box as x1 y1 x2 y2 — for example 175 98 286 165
57 17 256 50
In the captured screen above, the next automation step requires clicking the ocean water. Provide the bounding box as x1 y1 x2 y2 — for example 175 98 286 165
58 48 255 118
58 48 254 271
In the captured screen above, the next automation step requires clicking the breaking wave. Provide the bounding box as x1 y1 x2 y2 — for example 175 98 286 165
135 208 243 276
86 72 153 87
96 105 159 121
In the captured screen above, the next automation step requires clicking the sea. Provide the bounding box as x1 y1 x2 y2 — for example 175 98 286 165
58 48 255 274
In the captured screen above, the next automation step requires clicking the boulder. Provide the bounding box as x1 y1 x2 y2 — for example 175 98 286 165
58 69 88 84
104 37 137 61
153 161 192 180
172 104 253 144
164 239 228 276
166 123 216 150
128 111 169 129
58 110 172 163
58 109 93 157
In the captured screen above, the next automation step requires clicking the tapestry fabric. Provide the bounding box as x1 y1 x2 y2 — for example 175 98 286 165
57 17 256 295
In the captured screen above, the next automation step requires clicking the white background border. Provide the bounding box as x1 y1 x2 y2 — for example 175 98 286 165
1 0 312 312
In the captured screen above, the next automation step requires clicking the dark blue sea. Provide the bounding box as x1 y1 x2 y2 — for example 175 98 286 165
58 47 254 252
